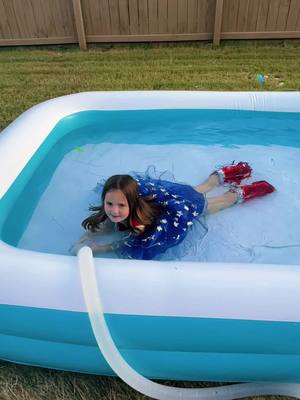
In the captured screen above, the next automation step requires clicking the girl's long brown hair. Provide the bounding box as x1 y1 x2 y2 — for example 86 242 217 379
82 175 162 232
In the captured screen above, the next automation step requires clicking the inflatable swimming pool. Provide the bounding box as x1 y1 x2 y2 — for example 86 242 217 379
1 92 300 386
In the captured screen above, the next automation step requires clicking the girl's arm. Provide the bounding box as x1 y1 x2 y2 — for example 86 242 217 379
70 239 114 255
76 230 94 244
78 219 114 241
69 219 114 255
90 242 113 253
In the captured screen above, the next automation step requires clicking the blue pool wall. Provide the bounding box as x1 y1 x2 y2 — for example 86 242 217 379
1 303 300 382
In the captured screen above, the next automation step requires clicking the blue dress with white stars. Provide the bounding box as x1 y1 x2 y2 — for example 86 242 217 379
113 174 208 260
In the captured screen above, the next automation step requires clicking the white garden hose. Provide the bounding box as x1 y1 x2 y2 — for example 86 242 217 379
78 246 300 399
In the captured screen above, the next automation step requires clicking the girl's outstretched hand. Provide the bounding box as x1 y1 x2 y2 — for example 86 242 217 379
69 223 115 255
69 240 86 255
89 242 113 254
69 238 113 255
69 231 94 255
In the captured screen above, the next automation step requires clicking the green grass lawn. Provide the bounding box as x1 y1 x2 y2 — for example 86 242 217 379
1 40 299 399
1 40 300 132
1 361 294 400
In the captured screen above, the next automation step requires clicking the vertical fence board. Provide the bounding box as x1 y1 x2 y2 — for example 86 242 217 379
221 0 230 32
17 0 34 37
187 0 198 33
148 0 158 33
19 0 37 37
138 0 149 34
128 0 139 34
197 0 208 32
81 0 93 35
55 0 76 36
2 0 83 42
119 0 130 34
168 0 178 33
236 0 250 32
276 0 291 30
44 0 57 36
109 0 120 34
72 0 86 48
158 0 168 33
81 0 90 35
52 0 68 36
100 0 112 35
205 0 216 32
178 0 188 33
213 0 223 45
256 0 269 31
286 0 300 30
4 0 76 39
17 0 32 37
296 7 300 30
266 0 280 31
246 0 260 31
227 0 239 32
3 1 21 38
0 0 10 38
32 0 74 38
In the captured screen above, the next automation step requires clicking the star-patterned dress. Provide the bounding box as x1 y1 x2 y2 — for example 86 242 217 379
113 173 208 260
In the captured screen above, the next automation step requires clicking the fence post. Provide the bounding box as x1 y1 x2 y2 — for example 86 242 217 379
213 0 224 46
72 0 87 49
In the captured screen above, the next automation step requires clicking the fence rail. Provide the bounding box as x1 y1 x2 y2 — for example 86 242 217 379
0 0 300 48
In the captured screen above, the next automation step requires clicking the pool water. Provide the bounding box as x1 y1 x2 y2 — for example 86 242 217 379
7 109 300 264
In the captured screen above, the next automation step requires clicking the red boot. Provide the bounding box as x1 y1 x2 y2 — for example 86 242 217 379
216 162 252 185
231 180 275 203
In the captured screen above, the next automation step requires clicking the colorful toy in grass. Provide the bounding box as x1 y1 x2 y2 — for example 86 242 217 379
256 73 266 85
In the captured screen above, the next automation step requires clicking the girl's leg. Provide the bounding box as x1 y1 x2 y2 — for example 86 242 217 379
206 191 237 214
195 161 253 194
195 162 253 194
206 180 275 214
194 173 219 194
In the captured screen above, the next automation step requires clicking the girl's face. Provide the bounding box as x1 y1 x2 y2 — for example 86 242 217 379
104 189 130 223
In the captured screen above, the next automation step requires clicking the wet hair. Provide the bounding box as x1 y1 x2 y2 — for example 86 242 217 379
82 175 162 233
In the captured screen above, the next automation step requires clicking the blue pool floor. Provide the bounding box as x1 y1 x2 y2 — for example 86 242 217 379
19 142 300 264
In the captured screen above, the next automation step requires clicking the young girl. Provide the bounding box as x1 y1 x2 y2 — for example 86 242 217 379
71 162 275 260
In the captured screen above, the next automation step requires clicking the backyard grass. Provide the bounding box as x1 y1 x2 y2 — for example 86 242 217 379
1 40 299 399
1 40 300 132
0 361 294 400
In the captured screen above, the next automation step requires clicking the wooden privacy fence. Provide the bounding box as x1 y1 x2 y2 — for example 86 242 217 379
0 0 300 49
